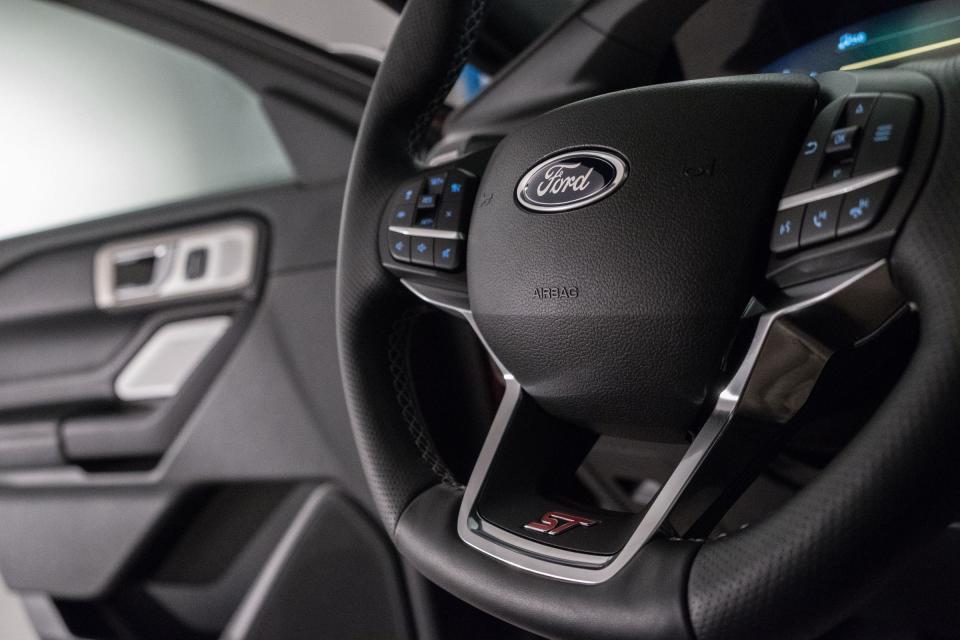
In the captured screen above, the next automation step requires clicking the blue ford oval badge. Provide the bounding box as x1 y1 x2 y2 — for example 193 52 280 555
516 149 627 212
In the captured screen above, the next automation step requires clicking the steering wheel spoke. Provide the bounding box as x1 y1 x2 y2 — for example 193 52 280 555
454 259 905 583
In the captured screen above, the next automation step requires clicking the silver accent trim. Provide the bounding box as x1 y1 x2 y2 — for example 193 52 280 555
447 261 890 584
778 167 901 210
95 221 258 309
428 149 462 167
388 226 464 240
324 42 386 63
515 149 628 213
115 316 231 401
400 279 469 315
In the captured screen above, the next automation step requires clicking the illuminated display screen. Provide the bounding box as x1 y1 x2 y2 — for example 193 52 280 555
764 0 960 76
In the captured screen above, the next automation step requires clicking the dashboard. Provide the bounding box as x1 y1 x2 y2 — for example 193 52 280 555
675 0 960 80
764 0 960 75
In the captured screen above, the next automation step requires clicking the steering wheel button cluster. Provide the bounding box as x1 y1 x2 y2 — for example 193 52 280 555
771 92 919 255
799 195 842 247
382 167 475 272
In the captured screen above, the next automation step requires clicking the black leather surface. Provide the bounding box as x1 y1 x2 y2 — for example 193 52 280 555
397 485 697 640
337 0 487 530
688 56 960 640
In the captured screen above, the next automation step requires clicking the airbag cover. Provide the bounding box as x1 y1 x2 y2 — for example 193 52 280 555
468 75 817 435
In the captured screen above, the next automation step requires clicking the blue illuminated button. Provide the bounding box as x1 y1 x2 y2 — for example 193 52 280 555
436 201 463 232
844 94 877 128
396 179 421 205
389 206 413 227
417 193 437 209
415 213 436 229
388 231 410 263
800 195 842 247
854 94 917 176
425 173 446 195
410 236 434 267
388 178 423 228
837 180 892 237
434 239 462 271
442 169 475 202
770 206 803 254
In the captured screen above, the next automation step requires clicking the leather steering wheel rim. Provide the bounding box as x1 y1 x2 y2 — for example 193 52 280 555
336 2 960 638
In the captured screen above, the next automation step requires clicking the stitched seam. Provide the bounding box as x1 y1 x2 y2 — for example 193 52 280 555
407 0 487 161
388 308 463 488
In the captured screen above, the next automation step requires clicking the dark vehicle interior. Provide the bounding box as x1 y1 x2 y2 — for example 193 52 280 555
1 0 959 638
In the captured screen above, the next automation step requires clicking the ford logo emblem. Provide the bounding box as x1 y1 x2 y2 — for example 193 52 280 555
516 149 627 212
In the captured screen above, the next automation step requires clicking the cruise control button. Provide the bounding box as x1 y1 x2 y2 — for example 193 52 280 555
800 196 842 247
854 94 917 176
411 237 434 267
425 173 446 195
825 126 858 155
434 239 463 271
837 180 893 237
436 200 464 232
388 232 411 263
844 94 877 128
770 206 803 254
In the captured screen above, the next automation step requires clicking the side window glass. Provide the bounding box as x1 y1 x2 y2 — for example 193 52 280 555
0 0 295 240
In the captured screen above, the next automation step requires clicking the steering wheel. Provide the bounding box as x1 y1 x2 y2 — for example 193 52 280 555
336 2 960 638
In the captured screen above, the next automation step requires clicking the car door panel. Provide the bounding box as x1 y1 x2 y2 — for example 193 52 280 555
0 2 411 638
